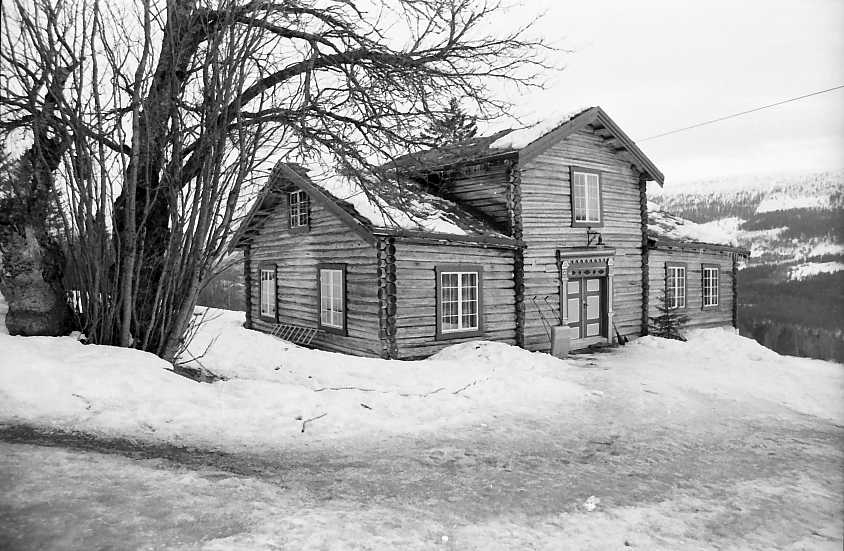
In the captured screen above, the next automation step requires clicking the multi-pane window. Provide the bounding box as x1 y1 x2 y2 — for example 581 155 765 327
319 266 345 330
572 170 601 224
666 265 686 309
440 270 479 333
260 267 276 318
702 266 719 307
289 190 309 228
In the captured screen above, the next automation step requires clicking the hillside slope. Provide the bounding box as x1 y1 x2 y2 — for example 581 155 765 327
652 170 844 362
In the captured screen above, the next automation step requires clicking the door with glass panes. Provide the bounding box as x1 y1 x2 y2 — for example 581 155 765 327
566 277 606 339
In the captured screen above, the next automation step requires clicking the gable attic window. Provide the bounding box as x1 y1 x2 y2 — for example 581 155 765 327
570 167 602 227
259 264 277 321
702 264 719 308
666 263 687 310
318 263 346 334
288 189 310 230
436 264 484 339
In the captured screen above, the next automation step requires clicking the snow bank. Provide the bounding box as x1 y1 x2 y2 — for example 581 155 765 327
2 308 841 453
648 203 738 246
0 309 589 452
613 327 844 424
789 261 844 281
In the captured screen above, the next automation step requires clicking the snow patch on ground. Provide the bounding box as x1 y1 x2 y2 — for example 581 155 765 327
756 192 831 213
613 327 844 423
789 261 844 281
808 240 844 257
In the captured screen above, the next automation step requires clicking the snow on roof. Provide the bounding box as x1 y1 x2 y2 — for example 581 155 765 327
311 171 507 238
488 107 593 150
648 202 738 247
387 107 595 171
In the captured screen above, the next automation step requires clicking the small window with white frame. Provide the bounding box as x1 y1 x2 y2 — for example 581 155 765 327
571 168 602 226
259 265 276 320
288 189 309 229
666 264 686 309
437 265 483 337
318 264 345 333
702 265 719 307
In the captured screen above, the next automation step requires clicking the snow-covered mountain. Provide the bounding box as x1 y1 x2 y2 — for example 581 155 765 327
651 169 844 362
652 169 844 271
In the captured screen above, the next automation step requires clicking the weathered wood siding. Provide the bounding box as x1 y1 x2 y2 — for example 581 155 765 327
393 240 517 358
648 247 735 330
441 158 512 232
248 193 381 356
519 125 647 351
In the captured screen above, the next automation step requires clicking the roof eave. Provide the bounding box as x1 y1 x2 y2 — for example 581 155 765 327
518 106 665 186
649 235 749 256
372 228 520 249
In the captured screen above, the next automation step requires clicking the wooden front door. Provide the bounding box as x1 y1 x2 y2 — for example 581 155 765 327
566 277 607 339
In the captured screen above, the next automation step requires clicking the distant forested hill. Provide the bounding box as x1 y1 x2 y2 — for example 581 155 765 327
653 169 844 362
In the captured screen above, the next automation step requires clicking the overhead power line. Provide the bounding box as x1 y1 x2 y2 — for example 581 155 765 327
639 84 844 142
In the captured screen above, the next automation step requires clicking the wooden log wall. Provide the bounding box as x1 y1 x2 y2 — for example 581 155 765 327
508 161 526 348
392 240 517 359
441 158 513 232
248 193 382 356
639 177 649 335
647 247 736 330
377 236 398 358
519 125 647 352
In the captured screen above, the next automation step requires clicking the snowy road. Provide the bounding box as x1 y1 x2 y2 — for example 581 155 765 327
2 311 842 549
2 379 841 551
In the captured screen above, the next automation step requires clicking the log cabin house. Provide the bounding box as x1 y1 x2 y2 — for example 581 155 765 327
231 107 749 358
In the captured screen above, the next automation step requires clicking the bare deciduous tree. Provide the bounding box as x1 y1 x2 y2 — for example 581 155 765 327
1 0 551 361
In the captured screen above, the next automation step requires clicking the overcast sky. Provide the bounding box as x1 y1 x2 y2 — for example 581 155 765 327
489 0 844 186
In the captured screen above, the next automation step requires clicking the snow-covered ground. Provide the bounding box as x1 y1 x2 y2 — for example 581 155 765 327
789 261 844 281
2 308 842 455
1 308 842 549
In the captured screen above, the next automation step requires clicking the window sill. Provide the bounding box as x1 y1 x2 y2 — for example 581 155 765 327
571 220 603 229
436 329 484 341
289 225 310 234
319 324 347 336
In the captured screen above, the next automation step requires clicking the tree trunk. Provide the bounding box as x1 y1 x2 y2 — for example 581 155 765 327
0 137 73 336
0 66 76 336
114 0 202 350
0 226 72 336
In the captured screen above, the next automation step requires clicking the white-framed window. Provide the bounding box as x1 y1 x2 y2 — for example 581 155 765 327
319 265 345 331
289 190 309 228
439 269 480 333
702 265 719 307
260 266 276 319
572 169 601 224
666 264 686 309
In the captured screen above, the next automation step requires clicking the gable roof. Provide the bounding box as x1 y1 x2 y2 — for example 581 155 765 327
390 107 665 185
230 163 516 250
647 203 749 255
